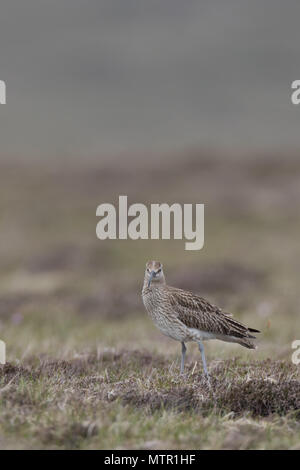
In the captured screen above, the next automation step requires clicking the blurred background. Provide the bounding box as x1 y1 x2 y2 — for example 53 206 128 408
0 1 299 360
1 0 300 157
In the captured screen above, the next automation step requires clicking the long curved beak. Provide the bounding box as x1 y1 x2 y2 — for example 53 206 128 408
148 270 156 287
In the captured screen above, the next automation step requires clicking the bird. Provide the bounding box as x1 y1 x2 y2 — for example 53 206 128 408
142 260 260 382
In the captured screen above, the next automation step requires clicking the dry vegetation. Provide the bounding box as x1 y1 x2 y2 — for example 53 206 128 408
0 351 299 449
0 151 299 449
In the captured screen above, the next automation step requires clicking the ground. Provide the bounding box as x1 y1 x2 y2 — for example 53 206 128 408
0 151 299 449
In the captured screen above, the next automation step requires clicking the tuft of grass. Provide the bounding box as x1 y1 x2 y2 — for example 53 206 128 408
0 350 299 449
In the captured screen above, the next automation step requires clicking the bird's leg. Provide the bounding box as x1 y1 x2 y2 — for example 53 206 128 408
180 342 186 374
198 341 210 384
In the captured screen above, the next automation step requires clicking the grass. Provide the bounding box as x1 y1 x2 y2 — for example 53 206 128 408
0 350 299 449
0 151 299 449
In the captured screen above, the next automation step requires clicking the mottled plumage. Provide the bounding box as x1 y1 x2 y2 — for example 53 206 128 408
142 260 260 379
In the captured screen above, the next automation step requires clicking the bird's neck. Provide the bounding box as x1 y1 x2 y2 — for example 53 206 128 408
143 275 166 290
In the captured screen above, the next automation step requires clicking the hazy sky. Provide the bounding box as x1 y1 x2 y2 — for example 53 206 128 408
0 1 300 159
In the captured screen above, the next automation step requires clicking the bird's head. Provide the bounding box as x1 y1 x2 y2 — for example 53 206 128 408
145 260 165 287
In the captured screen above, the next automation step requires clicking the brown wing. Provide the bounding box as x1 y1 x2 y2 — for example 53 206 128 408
168 286 259 339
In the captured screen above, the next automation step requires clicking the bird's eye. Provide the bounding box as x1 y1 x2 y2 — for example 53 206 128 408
157 268 161 274
147 268 150 273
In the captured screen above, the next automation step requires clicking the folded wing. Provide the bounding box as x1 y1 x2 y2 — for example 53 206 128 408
168 286 260 340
